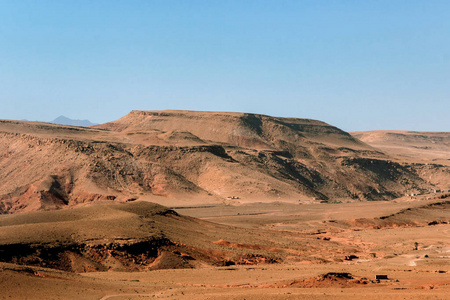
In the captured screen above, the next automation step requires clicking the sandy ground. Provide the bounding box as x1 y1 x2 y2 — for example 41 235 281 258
1 199 449 299
2 251 449 299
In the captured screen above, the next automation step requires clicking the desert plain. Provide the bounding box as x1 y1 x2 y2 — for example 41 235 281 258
0 110 449 299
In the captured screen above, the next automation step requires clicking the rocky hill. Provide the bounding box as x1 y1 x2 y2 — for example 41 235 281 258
0 111 447 214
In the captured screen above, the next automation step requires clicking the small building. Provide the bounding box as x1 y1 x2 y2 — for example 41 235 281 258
376 274 388 280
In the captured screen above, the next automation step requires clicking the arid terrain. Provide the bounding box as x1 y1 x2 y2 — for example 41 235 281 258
0 110 449 299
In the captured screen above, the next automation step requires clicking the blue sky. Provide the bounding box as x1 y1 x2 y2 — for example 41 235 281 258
0 1 449 131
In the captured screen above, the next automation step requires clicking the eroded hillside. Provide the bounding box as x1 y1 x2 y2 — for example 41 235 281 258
352 130 450 190
0 111 447 213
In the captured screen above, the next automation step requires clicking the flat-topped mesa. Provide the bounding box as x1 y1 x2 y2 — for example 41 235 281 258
1 110 446 214
352 130 450 144
96 110 368 151
352 130 450 167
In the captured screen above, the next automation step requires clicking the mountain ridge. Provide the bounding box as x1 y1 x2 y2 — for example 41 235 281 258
51 115 97 127
0 110 448 214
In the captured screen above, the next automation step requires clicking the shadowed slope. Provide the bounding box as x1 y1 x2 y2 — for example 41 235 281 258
352 130 450 191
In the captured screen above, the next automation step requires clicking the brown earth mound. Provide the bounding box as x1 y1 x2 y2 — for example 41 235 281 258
270 272 376 288
0 201 300 272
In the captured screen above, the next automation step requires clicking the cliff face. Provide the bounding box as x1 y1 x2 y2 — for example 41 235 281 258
0 111 446 214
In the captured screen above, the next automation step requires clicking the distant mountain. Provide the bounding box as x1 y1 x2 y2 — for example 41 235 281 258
50 116 97 127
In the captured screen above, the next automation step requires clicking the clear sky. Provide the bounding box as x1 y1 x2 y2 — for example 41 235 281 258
1 1 449 131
